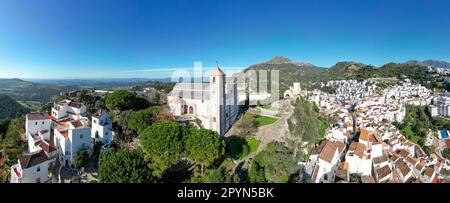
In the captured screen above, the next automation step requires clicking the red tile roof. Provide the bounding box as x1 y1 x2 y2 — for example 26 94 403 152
359 128 370 141
60 130 69 138
445 139 450 149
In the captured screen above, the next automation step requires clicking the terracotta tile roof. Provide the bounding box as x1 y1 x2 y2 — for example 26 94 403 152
361 175 376 183
71 120 84 128
39 141 56 153
335 141 346 154
405 156 418 166
354 142 366 159
27 112 50 121
312 140 328 155
319 141 338 163
60 130 69 139
373 154 388 164
432 175 440 183
446 139 450 149
423 167 434 178
395 159 411 177
359 128 370 142
415 162 425 172
376 165 392 180
19 150 49 169
397 149 410 158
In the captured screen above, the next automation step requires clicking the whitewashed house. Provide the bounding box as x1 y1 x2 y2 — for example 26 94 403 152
51 99 86 120
54 119 91 167
91 110 114 144
25 113 52 153
346 142 372 176
310 140 345 183
10 150 56 183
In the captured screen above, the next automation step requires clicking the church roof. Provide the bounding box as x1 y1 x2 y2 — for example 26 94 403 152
211 67 225 76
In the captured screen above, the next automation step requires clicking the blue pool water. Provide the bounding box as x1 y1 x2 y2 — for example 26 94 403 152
440 130 449 139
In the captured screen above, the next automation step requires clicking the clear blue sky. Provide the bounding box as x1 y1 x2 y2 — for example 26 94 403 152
1 0 450 79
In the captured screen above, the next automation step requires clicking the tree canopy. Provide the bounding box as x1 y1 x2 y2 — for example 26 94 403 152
127 107 159 134
98 148 155 183
189 167 239 183
72 150 89 169
139 121 184 178
105 90 137 111
248 142 299 183
184 127 225 171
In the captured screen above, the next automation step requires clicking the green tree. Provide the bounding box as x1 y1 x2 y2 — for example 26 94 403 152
105 90 136 111
72 150 89 169
70 176 82 183
0 118 11 139
443 148 450 160
248 142 298 183
184 128 225 174
127 107 158 134
139 121 183 178
98 148 155 183
189 167 240 183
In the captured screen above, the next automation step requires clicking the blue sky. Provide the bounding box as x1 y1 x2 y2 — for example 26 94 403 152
0 0 450 79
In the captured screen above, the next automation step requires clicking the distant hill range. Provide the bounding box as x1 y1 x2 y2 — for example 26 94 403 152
0 94 30 118
405 60 450 69
244 56 435 95
0 78 78 102
26 78 170 89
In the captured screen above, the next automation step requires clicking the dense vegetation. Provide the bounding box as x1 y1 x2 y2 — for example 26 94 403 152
248 142 299 183
0 94 30 118
396 105 450 154
127 107 159 134
99 148 155 183
287 97 330 159
225 136 260 160
244 57 439 98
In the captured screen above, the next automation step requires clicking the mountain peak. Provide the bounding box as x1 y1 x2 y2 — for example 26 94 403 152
265 56 294 64
405 59 450 69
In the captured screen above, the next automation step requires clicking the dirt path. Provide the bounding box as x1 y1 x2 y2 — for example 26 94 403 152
230 99 295 171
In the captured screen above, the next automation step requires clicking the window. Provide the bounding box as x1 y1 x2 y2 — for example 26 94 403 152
94 120 97 124
42 121 44 125
213 117 216 122
213 77 216 83
37 166 40 172
80 134 83 139
35 122 37 125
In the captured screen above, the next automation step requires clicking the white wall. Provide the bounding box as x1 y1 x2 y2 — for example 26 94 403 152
26 118 51 136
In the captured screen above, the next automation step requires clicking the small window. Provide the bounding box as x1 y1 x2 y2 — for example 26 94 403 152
213 77 216 83
37 166 40 172
42 121 44 125
213 117 216 122
35 122 38 125
94 120 97 124
80 134 84 139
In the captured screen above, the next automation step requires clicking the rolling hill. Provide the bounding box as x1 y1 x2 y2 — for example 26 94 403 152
405 60 450 69
243 56 436 96
0 78 78 102
0 94 30 118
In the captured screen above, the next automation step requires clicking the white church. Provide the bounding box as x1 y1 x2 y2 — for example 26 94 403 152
167 67 240 137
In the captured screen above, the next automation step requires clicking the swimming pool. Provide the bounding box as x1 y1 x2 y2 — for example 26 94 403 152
440 130 449 139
